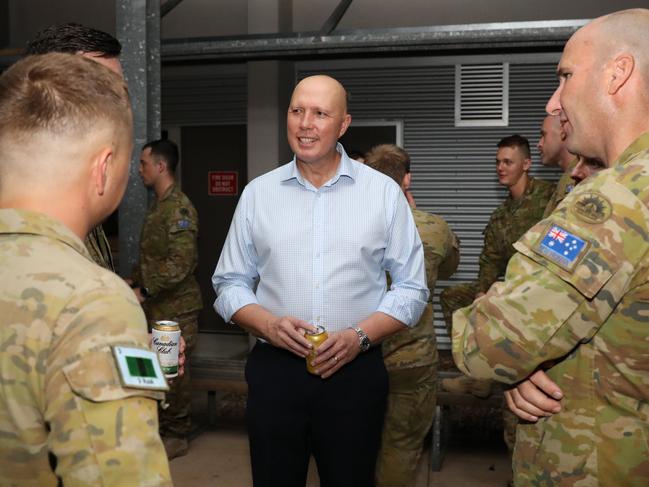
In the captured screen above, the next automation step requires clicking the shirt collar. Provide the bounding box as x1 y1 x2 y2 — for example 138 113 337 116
280 143 357 188
0 208 92 260
615 131 649 168
160 182 176 201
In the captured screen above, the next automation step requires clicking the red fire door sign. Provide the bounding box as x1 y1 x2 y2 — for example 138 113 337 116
208 171 238 196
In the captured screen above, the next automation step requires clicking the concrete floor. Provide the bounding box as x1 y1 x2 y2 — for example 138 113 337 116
170 424 511 486
171 334 512 486
169 394 511 487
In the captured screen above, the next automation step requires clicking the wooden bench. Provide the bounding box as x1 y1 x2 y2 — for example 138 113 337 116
191 354 503 472
191 355 247 426
430 370 504 471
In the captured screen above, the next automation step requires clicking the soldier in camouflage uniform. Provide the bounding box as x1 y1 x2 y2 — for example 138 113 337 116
538 114 579 218
440 136 554 337
454 9 649 486
365 144 460 486
25 23 126 272
0 54 171 486
132 139 203 459
440 135 554 458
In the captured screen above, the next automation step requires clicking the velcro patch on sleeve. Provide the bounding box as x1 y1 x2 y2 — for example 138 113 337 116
534 224 589 271
112 346 169 391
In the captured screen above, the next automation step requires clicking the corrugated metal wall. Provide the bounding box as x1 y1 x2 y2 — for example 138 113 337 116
298 54 562 348
162 64 247 127
160 54 562 347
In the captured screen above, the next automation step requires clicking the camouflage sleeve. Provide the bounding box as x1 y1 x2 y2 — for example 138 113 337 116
141 206 198 297
437 230 460 281
476 219 505 293
416 212 455 292
452 182 649 383
47 283 171 486
84 225 115 272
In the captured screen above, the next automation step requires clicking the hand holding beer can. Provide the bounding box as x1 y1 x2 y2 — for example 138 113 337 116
305 325 328 374
152 320 181 378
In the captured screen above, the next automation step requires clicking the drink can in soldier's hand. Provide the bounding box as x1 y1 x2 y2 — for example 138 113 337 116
305 325 328 374
152 320 181 378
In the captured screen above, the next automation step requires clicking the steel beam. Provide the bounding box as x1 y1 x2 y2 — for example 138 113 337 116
320 0 353 35
161 0 185 18
162 20 588 62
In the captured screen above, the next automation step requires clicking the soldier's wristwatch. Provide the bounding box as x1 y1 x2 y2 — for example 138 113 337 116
352 327 371 352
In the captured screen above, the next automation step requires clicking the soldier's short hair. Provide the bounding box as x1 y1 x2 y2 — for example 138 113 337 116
0 53 132 145
364 144 410 186
497 134 531 159
143 139 180 174
26 23 121 58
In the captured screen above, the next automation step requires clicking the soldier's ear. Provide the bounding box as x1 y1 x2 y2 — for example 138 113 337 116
608 53 634 95
523 158 532 172
158 159 169 175
93 147 113 196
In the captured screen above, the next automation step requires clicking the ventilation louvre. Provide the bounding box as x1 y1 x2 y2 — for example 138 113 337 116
455 63 509 127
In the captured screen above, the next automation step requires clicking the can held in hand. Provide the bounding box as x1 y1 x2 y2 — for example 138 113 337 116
152 320 181 378
305 325 328 374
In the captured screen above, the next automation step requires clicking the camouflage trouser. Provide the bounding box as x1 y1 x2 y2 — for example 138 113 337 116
503 401 518 455
439 282 480 335
376 364 436 487
158 311 198 438
440 284 518 454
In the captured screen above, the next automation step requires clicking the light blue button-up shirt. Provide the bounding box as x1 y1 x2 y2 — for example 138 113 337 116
212 145 428 333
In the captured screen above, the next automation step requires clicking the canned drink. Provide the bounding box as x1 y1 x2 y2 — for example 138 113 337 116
305 325 328 374
152 320 181 378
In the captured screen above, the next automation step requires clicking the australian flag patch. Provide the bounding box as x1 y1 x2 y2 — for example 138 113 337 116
536 224 587 270
177 219 190 230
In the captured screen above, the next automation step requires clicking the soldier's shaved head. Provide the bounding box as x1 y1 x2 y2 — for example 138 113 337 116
546 8 649 165
0 53 133 234
589 9 649 85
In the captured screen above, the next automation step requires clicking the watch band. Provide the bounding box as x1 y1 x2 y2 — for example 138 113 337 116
353 327 371 352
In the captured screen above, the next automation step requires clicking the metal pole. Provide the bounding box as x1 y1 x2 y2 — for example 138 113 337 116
115 0 161 276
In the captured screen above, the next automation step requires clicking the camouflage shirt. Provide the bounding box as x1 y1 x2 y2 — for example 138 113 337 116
383 208 460 370
136 183 202 323
476 176 555 293
453 132 649 486
0 209 171 487
543 157 579 218
84 223 115 272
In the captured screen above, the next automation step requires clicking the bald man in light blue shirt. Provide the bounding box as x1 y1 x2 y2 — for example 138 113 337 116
212 75 427 487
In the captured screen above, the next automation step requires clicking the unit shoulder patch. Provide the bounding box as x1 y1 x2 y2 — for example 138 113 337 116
571 191 612 224
112 346 169 391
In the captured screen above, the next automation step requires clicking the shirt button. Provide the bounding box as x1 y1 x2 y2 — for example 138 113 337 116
316 253 320 258
315 283 320 289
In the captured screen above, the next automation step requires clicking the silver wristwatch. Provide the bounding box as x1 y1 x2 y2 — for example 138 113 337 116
353 327 371 352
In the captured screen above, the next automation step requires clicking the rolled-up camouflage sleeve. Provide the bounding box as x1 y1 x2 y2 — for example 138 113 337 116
476 220 505 293
46 285 172 486
452 181 649 384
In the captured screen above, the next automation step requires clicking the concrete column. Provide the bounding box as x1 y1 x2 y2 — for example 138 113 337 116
0 1 8 48
115 0 161 276
246 0 294 181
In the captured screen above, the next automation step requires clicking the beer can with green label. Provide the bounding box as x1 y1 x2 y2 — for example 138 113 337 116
152 320 181 378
